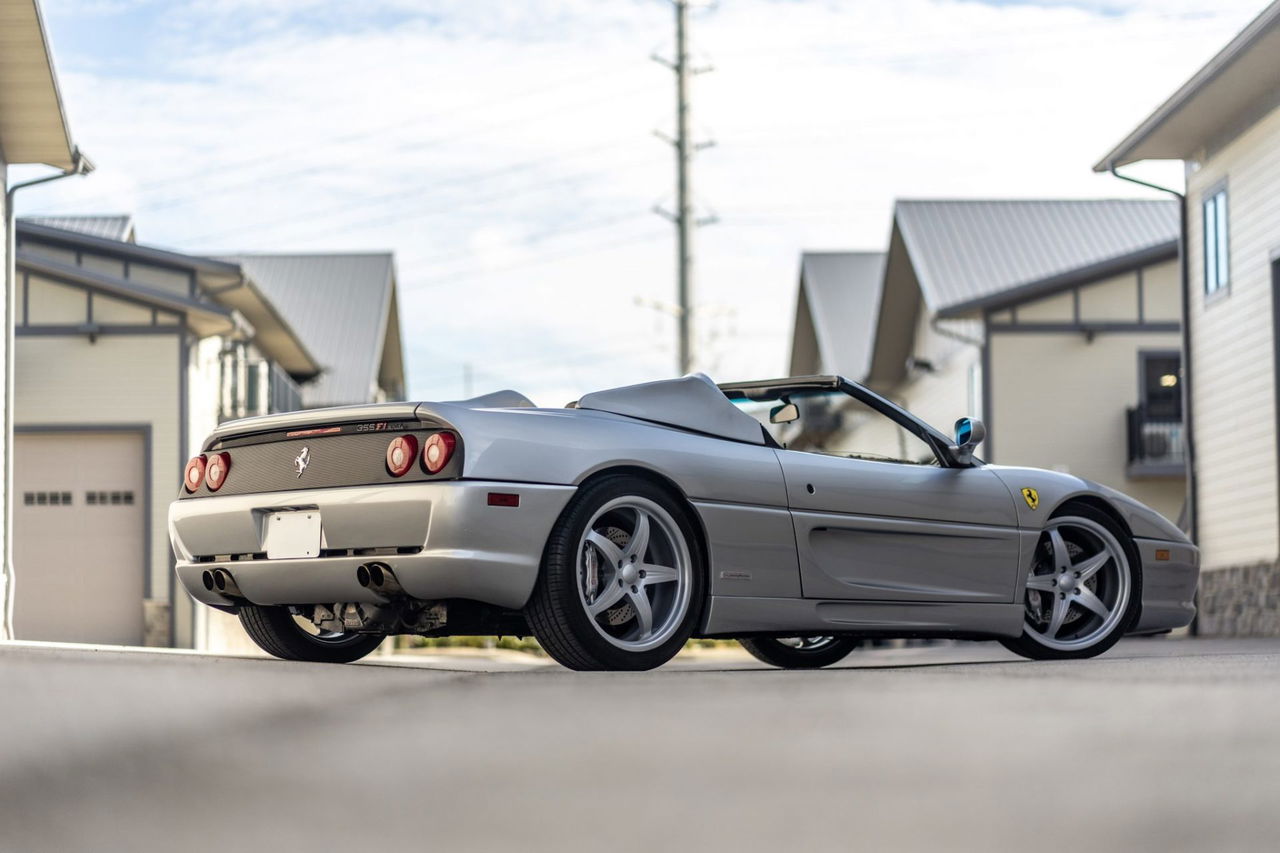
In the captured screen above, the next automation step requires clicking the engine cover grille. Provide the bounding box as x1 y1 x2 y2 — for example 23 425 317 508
179 427 461 498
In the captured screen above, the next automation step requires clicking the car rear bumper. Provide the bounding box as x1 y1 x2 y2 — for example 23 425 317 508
170 480 576 611
1132 537 1199 633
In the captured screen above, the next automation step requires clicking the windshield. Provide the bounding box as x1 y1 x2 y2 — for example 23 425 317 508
728 388 940 466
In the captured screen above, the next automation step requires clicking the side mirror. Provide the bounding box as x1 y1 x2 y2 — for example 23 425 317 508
770 402 800 424
950 417 986 465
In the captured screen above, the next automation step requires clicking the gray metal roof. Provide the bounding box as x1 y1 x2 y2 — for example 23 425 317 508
225 253 402 408
21 214 134 242
790 252 884 382
894 199 1179 316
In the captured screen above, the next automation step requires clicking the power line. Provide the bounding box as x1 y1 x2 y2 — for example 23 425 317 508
187 135 655 245
67 63 653 210
404 228 668 289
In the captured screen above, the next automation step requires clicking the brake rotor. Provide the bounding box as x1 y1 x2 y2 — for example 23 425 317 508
600 525 636 626
1027 536 1099 626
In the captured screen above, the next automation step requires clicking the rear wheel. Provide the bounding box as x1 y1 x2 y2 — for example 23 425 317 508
739 636 862 669
1000 506 1141 661
238 604 384 663
526 475 704 671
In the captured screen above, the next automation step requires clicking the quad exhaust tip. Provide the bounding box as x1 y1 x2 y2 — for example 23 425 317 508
356 562 402 597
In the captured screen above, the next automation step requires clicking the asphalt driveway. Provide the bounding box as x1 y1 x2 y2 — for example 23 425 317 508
1 637 1277 852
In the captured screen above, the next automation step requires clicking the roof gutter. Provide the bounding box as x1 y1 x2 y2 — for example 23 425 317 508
3 147 95 640
1105 164 1197 548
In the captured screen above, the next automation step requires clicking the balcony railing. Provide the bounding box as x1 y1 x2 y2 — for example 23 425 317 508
1126 405 1184 476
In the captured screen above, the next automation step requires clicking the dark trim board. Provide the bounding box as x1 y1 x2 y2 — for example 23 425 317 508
16 221 239 276
1137 266 1146 323
17 324 185 337
981 309 994 462
938 241 1179 318
13 424 154 600
987 321 1180 334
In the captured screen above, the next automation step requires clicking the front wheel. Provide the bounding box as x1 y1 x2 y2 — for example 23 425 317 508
525 476 705 671
739 636 862 669
238 605 384 663
999 507 1141 661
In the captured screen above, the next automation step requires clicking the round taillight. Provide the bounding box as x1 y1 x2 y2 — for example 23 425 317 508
183 455 207 493
386 434 419 477
423 432 456 474
205 452 232 492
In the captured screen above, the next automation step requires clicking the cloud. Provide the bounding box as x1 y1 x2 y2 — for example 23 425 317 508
25 0 1265 404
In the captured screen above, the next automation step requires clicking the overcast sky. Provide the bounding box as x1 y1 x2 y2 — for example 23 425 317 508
15 0 1266 405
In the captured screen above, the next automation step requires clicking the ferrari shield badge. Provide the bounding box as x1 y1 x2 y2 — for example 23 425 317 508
1021 488 1039 510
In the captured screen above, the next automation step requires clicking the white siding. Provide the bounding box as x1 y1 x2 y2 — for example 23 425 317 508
128 263 190 296
17 242 76 266
1143 260 1181 323
1079 272 1139 323
990 330 1185 523
1186 104 1280 570
1 150 7 633
27 276 87 324
893 312 982 436
14 335 181 621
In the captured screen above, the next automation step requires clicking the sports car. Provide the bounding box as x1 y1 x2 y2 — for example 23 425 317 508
169 373 1198 671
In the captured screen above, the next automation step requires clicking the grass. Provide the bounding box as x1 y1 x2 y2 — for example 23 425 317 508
400 635 739 655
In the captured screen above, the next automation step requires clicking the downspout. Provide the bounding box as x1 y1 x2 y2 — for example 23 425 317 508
1107 164 1196 546
2 148 95 640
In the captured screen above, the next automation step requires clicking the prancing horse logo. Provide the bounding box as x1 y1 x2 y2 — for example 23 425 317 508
1021 487 1039 510
294 446 311 478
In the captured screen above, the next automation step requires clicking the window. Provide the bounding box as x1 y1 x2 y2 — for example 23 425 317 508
1140 351 1182 421
1203 188 1229 295
731 389 940 466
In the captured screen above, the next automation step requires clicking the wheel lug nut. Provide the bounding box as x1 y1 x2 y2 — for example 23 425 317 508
1059 593 1066 600
630 585 638 593
1074 587 1081 594
1074 571 1080 578
639 570 646 578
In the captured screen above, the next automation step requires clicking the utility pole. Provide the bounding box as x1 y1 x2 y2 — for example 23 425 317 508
653 0 714 376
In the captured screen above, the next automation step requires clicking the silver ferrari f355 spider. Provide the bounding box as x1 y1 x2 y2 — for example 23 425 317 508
170 373 1198 670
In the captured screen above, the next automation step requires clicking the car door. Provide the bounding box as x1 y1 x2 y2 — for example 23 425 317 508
760 380 1027 605
780 450 1023 603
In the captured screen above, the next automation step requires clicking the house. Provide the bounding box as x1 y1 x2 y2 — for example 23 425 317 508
227 253 405 407
1 0 87 641
11 218 322 647
790 198 1185 523
1095 0 1280 634
790 252 884 384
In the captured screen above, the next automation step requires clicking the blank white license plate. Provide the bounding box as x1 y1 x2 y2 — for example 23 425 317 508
264 511 322 559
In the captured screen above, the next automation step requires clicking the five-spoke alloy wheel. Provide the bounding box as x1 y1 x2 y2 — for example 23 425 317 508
526 475 704 670
1001 506 1141 660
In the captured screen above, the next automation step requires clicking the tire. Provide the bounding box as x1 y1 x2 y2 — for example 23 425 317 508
238 605 384 664
1000 504 1142 661
739 636 862 669
526 475 705 671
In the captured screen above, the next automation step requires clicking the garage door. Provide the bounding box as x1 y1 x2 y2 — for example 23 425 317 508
13 431 147 645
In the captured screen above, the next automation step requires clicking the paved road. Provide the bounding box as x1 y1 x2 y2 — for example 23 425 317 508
1 637 1277 853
